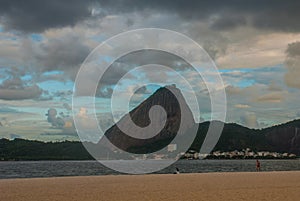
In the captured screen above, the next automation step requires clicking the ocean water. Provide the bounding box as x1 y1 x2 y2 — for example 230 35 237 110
0 159 299 179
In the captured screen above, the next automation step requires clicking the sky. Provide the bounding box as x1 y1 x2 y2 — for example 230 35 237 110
0 0 300 141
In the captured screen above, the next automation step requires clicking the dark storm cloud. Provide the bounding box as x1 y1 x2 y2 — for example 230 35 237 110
0 0 92 32
0 77 42 100
98 62 136 85
36 35 91 79
210 15 247 30
97 0 300 32
113 49 193 71
1 0 300 33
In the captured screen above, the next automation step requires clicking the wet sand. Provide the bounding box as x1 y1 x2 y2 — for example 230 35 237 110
1 171 299 201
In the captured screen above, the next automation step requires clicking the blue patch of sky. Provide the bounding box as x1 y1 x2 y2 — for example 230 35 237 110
145 84 161 93
95 97 112 113
0 69 8 83
0 34 18 41
30 33 43 42
16 107 46 117
219 68 254 73
43 70 64 76
255 64 284 72
90 34 107 43
21 74 32 81
37 80 73 94
236 79 256 88
221 64 285 88
95 55 115 65
220 65 284 74
249 65 285 85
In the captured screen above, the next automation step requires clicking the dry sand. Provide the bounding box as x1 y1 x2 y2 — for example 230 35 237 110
1 171 300 201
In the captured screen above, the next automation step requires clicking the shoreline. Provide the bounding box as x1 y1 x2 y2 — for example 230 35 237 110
1 169 300 180
1 157 299 162
1 171 299 201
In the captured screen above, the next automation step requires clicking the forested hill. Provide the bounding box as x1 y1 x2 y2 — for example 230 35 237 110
1 119 300 161
0 139 93 161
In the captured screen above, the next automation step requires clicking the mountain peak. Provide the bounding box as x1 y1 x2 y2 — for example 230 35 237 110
100 85 195 153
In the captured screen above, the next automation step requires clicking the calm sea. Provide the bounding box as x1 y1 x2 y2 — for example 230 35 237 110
0 159 299 179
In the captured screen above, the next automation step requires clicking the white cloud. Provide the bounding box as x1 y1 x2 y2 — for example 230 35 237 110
235 104 250 108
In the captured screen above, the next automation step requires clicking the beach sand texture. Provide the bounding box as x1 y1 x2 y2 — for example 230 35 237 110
1 171 299 201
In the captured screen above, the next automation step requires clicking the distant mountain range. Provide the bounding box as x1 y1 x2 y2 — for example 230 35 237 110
192 120 300 155
0 86 300 161
1 119 300 161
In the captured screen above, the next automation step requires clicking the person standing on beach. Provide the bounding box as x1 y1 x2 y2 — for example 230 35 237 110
174 167 180 174
256 159 261 171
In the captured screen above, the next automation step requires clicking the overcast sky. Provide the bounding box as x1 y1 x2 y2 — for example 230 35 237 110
0 0 300 141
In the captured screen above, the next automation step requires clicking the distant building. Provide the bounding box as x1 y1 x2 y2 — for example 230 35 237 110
199 153 209 159
257 152 264 156
167 144 177 152
282 153 289 157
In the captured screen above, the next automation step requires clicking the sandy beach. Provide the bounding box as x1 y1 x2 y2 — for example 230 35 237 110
0 171 299 201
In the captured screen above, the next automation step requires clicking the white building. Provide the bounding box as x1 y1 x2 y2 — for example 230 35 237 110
167 144 177 152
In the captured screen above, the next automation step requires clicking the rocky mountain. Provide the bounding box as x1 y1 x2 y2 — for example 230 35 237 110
100 85 195 154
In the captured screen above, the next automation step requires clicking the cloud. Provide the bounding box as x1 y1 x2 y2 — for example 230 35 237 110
134 86 151 94
46 108 65 128
63 103 72 111
0 77 42 100
86 1 300 32
256 92 285 103
0 30 92 84
36 34 91 79
52 90 73 99
235 104 250 109
0 0 92 32
286 41 300 57
1 3 299 84
0 33 90 85
240 112 259 128
0 107 21 113
1 1 300 33
216 33 300 69
96 86 113 98
284 41 300 88
10 133 21 139
45 107 77 135
225 85 242 95
268 82 282 91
